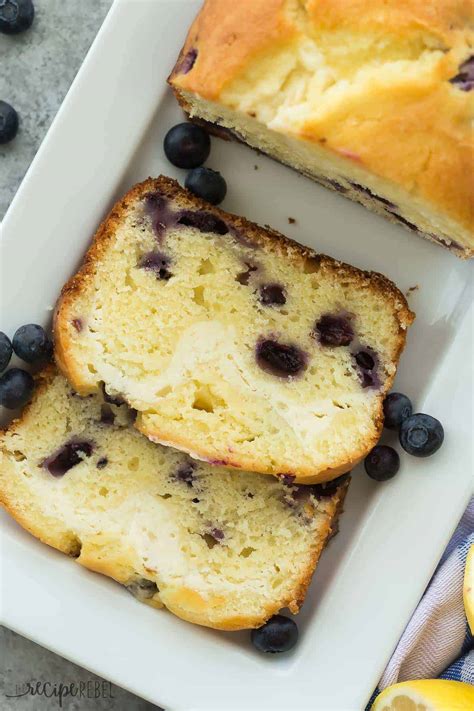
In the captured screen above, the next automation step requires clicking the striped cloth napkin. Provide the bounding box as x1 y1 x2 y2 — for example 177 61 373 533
368 498 474 707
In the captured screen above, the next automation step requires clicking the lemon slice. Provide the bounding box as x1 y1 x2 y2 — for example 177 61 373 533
464 543 474 634
372 679 474 711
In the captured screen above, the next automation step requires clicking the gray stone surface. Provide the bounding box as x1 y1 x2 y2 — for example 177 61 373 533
1 2 161 708
1 628 159 711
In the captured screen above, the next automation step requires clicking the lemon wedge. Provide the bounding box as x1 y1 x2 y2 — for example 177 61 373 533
464 543 474 635
372 679 474 711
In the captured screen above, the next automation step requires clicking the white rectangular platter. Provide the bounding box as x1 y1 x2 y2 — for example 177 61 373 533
1 1 473 709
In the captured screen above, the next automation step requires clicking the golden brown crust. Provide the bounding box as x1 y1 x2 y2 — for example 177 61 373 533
0 494 81 557
169 0 474 244
54 175 413 483
287 478 349 614
169 0 293 101
0 367 82 557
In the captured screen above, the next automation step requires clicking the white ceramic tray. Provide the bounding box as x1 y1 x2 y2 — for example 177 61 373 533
1 1 473 709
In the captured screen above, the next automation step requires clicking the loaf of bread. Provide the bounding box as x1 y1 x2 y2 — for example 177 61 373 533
0 368 348 630
54 176 413 483
169 0 474 258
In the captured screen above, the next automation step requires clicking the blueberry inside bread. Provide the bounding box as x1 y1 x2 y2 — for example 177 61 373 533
55 176 413 483
169 1 474 258
0 368 348 630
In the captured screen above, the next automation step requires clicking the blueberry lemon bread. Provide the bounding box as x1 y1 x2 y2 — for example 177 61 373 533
169 0 474 258
55 176 413 484
0 368 348 630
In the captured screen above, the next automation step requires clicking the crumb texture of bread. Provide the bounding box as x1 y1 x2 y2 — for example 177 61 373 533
169 0 474 257
54 177 413 483
0 369 347 630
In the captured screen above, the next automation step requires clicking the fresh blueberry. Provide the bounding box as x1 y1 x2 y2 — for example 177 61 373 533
251 615 298 654
12 324 52 364
399 414 444 457
185 167 227 205
383 392 413 430
0 101 19 144
177 210 228 235
259 283 286 306
43 439 93 477
0 368 34 409
0 332 13 372
364 445 400 481
164 123 211 169
256 339 307 378
315 314 353 347
0 0 34 35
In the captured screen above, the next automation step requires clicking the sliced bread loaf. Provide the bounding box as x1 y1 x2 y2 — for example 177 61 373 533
54 176 413 483
169 1 474 257
0 368 348 630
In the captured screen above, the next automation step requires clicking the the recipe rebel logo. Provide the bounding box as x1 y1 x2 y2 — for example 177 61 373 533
5 679 115 707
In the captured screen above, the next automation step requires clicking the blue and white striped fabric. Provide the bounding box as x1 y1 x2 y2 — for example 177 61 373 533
368 498 473 707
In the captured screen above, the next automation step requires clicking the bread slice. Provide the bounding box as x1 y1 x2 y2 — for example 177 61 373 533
0 368 348 630
169 1 474 258
54 176 413 484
